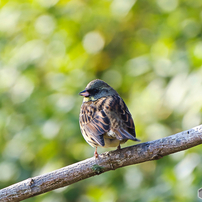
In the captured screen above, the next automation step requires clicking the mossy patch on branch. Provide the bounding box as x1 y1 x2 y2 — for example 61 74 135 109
91 164 104 174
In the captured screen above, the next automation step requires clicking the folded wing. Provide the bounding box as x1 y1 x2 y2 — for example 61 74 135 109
80 101 110 147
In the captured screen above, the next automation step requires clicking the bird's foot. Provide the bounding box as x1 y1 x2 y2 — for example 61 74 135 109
94 148 99 158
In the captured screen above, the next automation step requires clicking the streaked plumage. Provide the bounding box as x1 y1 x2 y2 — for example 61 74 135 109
79 79 139 157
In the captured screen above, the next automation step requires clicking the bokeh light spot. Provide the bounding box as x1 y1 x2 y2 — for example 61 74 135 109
157 0 178 12
82 31 105 54
111 0 137 18
42 120 60 139
35 15 56 35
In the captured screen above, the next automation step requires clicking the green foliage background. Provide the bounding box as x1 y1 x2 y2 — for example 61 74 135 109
0 0 202 201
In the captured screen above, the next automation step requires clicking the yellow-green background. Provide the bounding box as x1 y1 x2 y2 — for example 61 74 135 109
0 0 202 201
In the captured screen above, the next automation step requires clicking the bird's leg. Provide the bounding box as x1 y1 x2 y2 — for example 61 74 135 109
116 144 121 150
94 147 99 158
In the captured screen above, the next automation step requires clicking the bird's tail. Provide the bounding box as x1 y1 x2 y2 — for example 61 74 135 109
113 128 140 142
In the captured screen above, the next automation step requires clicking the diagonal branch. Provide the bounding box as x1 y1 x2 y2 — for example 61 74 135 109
1 125 202 202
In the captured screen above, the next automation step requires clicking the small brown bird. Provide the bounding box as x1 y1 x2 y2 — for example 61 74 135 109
79 79 139 157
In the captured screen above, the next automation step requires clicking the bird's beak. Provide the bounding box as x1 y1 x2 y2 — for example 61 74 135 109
79 90 90 97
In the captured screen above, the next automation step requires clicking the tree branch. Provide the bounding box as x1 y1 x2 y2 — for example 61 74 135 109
1 125 202 202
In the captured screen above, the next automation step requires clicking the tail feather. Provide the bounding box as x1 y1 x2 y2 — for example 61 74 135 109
114 128 140 142
112 129 125 140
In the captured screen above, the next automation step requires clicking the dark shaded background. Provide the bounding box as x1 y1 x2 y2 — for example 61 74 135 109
0 0 202 201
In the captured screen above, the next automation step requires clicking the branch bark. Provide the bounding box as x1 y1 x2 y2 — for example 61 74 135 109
1 125 202 202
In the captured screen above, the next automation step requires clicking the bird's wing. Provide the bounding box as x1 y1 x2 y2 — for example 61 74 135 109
111 95 139 141
80 100 110 147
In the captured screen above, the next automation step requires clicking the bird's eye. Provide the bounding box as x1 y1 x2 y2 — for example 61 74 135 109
88 89 99 95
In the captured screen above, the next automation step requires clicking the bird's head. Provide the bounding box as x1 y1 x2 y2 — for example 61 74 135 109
79 79 118 102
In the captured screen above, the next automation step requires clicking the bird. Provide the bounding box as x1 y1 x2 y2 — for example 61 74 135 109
79 79 139 158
